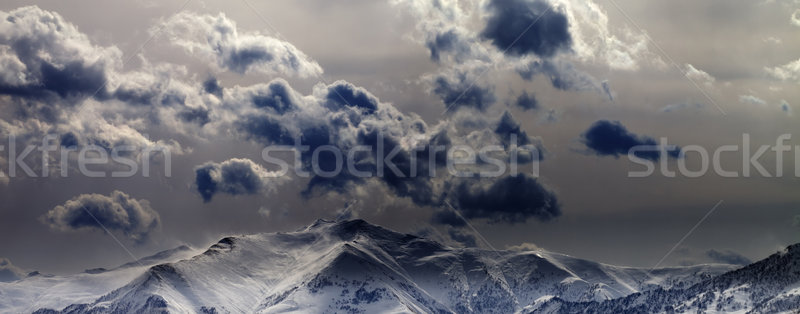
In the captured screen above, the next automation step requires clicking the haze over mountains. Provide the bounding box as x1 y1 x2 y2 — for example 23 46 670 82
0 219 797 313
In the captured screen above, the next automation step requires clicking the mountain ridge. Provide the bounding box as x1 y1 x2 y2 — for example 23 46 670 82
10 219 752 313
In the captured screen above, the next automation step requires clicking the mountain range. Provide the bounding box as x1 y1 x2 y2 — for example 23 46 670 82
0 219 796 313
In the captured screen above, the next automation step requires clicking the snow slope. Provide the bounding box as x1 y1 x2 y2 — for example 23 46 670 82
0 245 199 313
22 219 737 313
530 244 800 313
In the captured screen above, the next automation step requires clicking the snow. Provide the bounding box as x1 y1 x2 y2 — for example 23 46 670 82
1 219 770 313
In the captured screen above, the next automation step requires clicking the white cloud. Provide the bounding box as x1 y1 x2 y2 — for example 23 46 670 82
157 12 322 78
553 0 663 71
792 9 800 27
766 58 800 82
739 94 767 106
684 64 715 88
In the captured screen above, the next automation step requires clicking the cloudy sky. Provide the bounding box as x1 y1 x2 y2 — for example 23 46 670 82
1 0 799 275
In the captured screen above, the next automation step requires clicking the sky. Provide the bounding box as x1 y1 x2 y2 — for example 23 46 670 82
0 0 799 275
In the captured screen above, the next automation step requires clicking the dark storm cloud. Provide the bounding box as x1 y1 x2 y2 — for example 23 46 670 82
581 120 680 161
706 249 751 265
60 132 80 148
40 191 160 242
202 77 223 98
252 80 299 114
0 6 117 103
514 91 538 111
481 0 572 58
220 77 553 223
194 158 282 202
432 70 496 111
438 174 561 227
325 81 379 114
495 111 532 147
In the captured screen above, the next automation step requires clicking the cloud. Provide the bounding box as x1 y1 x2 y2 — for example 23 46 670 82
514 91 539 111
792 9 800 27
552 0 660 70
40 191 160 242
430 67 496 111
0 6 192 160
517 59 601 92
0 258 25 282
766 58 800 82
684 64 715 88
581 120 679 161
194 158 284 202
506 242 541 251
660 103 704 113
781 100 792 115
157 12 322 77
739 94 766 106
481 0 572 58
441 174 560 227
0 6 121 96
705 249 751 265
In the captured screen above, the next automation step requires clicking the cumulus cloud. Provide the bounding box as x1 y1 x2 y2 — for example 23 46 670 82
436 174 560 227
0 6 191 160
0 6 120 102
0 258 25 282
551 0 660 70
792 9 800 27
157 12 322 77
581 120 679 161
739 94 766 106
705 249 751 265
481 0 572 58
194 158 285 202
684 64 715 88
766 58 800 82
40 191 160 242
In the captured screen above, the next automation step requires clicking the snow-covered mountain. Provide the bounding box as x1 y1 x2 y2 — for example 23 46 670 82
5 219 746 313
0 245 199 313
529 243 800 313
